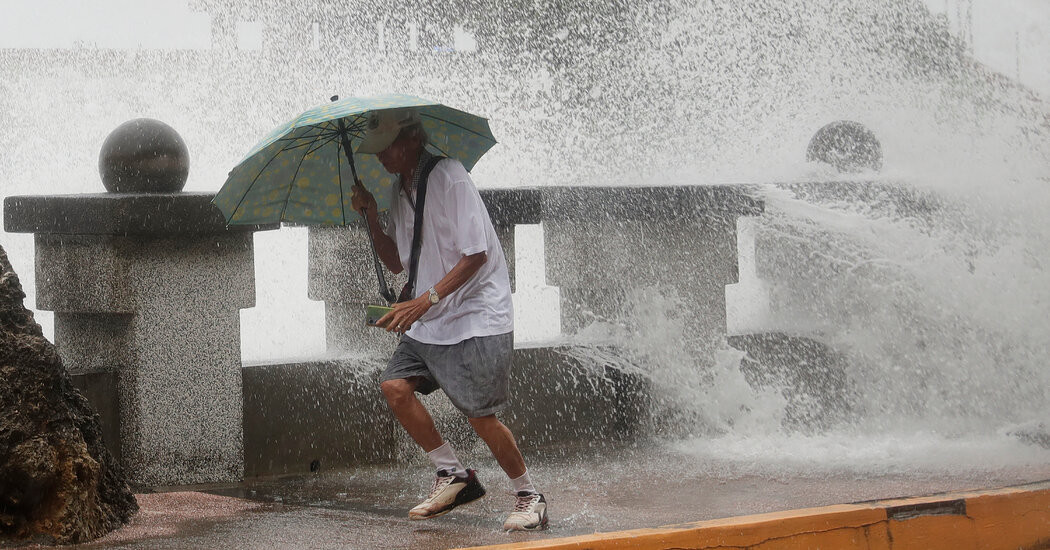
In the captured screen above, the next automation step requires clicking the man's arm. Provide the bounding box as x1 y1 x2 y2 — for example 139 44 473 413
362 209 403 274
377 251 487 332
352 182 403 273
432 251 487 301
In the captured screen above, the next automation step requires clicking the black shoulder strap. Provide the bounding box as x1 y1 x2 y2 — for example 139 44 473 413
398 155 445 303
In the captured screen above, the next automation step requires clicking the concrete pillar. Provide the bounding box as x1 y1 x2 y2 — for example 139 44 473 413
308 187 540 353
308 224 401 356
4 193 275 487
542 185 763 358
750 181 933 331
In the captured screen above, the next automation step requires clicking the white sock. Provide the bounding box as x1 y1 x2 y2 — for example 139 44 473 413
427 442 468 478
510 470 537 495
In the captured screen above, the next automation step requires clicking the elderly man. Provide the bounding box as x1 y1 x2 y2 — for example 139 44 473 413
351 108 548 531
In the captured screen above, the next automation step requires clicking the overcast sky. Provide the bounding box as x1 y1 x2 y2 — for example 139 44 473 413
1 0 1048 97
0 0 211 49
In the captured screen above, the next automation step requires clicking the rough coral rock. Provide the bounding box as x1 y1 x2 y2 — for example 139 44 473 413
0 244 137 544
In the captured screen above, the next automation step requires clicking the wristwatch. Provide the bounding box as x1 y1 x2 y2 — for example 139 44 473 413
427 287 440 305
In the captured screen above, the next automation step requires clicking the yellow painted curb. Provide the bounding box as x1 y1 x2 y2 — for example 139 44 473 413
462 481 1050 550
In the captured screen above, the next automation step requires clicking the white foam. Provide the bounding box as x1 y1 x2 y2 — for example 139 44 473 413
671 430 1050 476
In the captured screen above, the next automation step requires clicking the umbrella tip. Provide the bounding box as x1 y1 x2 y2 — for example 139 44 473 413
330 95 339 102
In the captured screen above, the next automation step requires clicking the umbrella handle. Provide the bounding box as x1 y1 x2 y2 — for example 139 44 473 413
335 115 395 303
361 206 397 304
335 117 393 303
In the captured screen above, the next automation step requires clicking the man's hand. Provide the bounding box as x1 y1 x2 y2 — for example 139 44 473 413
350 179 402 273
376 294 431 333
375 252 486 333
350 179 378 218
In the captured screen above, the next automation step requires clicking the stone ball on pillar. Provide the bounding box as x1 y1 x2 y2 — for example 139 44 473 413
99 118 190 193
806 120 882 174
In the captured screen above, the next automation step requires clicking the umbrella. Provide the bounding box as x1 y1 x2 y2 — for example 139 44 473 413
212 93 496 226
212 93 497 303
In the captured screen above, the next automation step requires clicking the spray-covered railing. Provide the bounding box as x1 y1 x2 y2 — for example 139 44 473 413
4 181 761 485
310 186 762 354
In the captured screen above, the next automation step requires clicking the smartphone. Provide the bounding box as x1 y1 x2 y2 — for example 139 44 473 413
365 305 394 328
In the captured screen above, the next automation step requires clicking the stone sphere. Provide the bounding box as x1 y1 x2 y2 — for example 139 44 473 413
99 118 189 193
806 120 883 174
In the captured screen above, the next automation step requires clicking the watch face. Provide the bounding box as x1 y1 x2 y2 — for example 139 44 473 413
429 290 439 304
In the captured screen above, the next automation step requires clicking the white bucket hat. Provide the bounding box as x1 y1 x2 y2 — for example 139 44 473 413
355 108 422 154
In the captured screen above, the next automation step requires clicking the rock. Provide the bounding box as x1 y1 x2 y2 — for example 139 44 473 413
0 245 137 545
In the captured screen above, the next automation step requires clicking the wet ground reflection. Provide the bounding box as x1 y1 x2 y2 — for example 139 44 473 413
65 443 1050 549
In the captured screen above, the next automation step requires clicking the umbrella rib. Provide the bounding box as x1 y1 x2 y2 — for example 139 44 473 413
335 114 372 140
229 138 302 223
278 140 315 221
305 122 341 138
275 128 324 141
280 136 332 152
418 112 494 141
305 133 340 156
426 139 455 160
276 125 337 144
275 132 331 146
343 114 369 135
336 140 346 226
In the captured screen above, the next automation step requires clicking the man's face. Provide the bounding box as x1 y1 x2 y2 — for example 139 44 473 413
376 133 420 175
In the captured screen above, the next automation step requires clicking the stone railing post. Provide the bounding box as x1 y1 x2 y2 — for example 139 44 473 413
4 193 274 487
309 188 540 354
308 224 396 355
542 185 763 357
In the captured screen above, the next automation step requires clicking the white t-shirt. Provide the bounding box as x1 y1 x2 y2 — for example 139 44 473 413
385 157 513 345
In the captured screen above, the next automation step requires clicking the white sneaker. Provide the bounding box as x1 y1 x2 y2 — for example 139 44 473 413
503 491 548 531
409 469 486 520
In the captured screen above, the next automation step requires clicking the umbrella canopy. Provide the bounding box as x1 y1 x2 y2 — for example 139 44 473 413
213 93 496 226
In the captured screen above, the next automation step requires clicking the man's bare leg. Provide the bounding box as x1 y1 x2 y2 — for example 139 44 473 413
381 377 443 452
383 378 485 520
468 415 526 479
470 415 547 531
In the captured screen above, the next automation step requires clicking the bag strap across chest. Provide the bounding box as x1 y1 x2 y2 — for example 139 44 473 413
398 154 446 303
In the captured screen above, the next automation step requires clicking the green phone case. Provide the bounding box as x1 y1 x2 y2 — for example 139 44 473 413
365 305 394 327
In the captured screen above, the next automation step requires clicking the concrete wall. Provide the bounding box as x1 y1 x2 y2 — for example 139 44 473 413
241 359 400 477
5 192 273 487
240 346 650 478
541 185 762 357
8 184 761 485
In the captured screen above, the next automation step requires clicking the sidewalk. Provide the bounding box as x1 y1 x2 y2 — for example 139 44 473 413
53 444 1050 550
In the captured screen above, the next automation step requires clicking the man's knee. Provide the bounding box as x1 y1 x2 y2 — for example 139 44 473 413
381 378 416 405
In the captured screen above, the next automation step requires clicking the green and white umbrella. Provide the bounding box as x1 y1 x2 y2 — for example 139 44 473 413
213 93 497 226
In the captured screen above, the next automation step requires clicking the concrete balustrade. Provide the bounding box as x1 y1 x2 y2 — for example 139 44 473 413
3 193 274 487
307 185 762 357
308 225 400 356
750 181 935 331
541 186 763 356
5 182 763 482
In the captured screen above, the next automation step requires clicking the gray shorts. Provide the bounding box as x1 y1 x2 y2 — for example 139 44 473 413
382 332 514 418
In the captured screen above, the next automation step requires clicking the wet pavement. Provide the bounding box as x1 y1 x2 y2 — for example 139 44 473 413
17 444 1050 549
